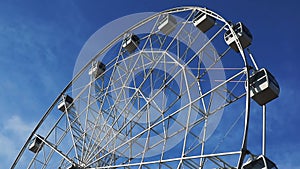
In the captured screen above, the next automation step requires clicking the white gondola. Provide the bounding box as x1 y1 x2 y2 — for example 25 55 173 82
224 22 253 52
67 165 82 169
250 68 280 106
88 61 106 78
58 95 74 112
158 14 177 35
28 135 44 153
242 155 278 169
122 33 140 53
192 10 215 33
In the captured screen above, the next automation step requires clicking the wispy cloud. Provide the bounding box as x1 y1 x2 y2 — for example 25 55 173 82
0 1 87 168
262 83 300 168
4 115 34 138
0 115 36 168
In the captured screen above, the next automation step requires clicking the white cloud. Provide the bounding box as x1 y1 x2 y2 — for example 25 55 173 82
0 115 36 168
4 115 34 138
276 149 300 168
0 3 85 168
0 133 18 161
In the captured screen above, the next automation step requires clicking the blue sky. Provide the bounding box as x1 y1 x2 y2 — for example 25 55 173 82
0 0 299 168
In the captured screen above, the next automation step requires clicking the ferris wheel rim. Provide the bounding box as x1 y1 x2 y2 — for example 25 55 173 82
11 6 257 169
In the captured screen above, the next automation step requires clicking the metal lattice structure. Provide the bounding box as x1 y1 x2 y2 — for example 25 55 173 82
12 6 279 169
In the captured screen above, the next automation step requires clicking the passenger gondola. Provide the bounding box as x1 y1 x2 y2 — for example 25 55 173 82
89 61 106 78
158 14 177 35
122 33 140 53
193 9 215 33
58 95 74 112
242 155 278 169
28 135 44 153
224 22 252 52
249 68 280 106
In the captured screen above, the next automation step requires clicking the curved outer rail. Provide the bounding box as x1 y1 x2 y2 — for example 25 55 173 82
11 6 253 169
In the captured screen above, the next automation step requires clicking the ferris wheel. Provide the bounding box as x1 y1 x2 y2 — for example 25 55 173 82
11 6 280 169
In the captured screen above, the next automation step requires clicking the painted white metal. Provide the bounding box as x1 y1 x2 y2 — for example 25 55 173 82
12 6 279 169
263 105 266 156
